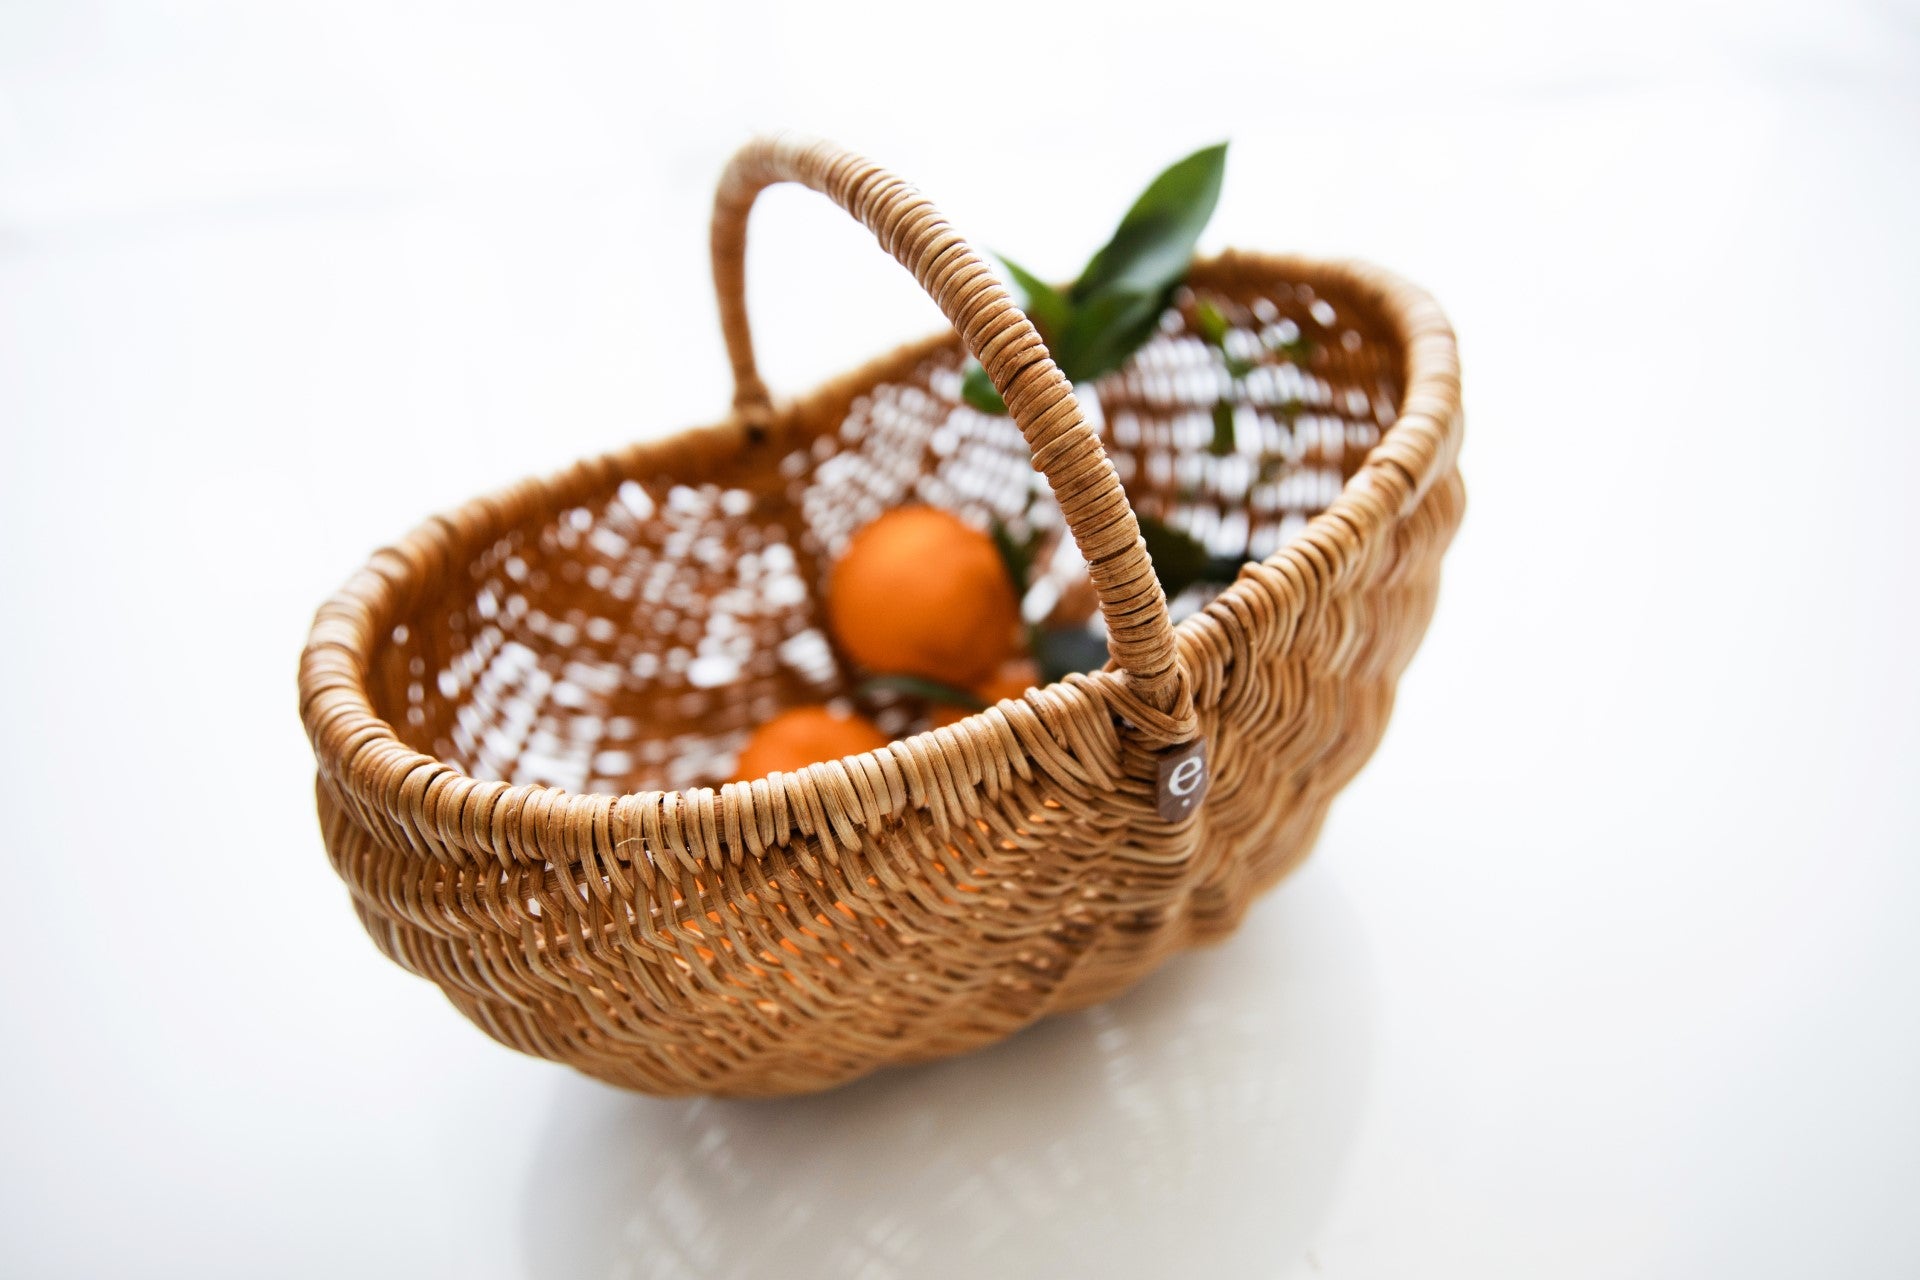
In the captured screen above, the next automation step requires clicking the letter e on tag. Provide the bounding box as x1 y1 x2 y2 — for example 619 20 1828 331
1155 739 1209 822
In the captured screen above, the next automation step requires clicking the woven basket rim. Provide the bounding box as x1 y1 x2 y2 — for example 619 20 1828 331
297 249 1460 867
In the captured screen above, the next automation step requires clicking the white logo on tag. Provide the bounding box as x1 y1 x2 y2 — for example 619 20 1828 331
1155 739 1209 822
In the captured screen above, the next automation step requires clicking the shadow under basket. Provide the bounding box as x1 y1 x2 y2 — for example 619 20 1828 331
299 136 1465 1097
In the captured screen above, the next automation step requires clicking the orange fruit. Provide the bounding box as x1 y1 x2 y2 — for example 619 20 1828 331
930 658 1041 728
733 706 890 780
827 507 1021 686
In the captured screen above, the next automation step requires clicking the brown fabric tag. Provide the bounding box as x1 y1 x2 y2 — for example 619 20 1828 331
1155 739 1209 822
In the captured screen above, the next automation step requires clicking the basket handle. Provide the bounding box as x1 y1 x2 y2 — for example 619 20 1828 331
710 135 1192 732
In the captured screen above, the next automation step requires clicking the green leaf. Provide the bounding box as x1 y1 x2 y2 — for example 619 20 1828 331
989 517 1040 596
1071 142 1228 307
1032 625 1111 684
1269 334 1316 363
1210 401 1237 456
1198 301 1259 378
995 253 1071 340
855 674 986 711
1195 298 1230 349
1053 289 1165 384
961 361 1008 415
968 144 1228 411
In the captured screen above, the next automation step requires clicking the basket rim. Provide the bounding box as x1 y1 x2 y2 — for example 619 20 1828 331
298 249 1461 869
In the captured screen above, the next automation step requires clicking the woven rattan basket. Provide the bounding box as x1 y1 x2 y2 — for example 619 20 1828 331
299 136 1464 1097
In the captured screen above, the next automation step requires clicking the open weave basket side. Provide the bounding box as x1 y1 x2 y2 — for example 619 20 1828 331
300 137 1464 1096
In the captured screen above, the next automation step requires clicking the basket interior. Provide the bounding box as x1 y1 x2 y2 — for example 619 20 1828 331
367 269 1406 795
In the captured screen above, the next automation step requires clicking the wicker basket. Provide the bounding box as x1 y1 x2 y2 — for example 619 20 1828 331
298 136 1464 1097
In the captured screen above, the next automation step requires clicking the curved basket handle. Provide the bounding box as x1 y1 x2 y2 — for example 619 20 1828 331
710 134 1191 729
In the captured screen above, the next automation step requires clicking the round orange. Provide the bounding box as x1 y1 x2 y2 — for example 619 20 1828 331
733 706 890 780
827 507 1021 687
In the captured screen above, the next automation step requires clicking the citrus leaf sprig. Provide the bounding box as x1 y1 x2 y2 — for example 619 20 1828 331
961 143 1229 416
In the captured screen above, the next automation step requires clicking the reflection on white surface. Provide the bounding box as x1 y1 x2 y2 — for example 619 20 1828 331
523 864 1373 1279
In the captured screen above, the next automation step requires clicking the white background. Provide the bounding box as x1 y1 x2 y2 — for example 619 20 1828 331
3 2 1917 1276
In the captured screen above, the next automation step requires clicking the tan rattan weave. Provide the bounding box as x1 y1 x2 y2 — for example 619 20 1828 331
298 137 1464 1096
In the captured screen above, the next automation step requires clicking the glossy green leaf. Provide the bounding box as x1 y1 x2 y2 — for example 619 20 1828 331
962 143 1230 416
1071 142 1228 306
996 254 1072 340
961 361 1008 415
1054 289 1165 384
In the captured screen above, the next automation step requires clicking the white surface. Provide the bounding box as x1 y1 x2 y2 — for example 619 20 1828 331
3 2 1917 1276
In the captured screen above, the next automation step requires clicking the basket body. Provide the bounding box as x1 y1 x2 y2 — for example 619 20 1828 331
300 147 1462 1096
